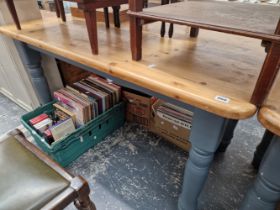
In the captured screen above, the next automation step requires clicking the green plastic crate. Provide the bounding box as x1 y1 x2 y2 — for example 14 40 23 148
21 101 125 167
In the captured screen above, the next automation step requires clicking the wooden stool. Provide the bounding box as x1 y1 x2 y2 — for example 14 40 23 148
0 129 96 210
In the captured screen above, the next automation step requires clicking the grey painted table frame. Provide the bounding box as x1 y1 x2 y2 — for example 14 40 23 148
240 135 280 210
15 41 52 105
14 40 233 210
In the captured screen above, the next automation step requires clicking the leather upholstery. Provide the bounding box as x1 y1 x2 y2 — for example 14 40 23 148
0 135 70 210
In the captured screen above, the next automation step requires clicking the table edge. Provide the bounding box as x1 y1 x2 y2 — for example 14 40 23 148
0 24 257 120
258 107 280 136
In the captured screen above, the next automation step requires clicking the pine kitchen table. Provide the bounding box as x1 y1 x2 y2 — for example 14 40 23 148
0 11 269 210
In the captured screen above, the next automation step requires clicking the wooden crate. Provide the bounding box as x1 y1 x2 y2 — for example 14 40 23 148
57 60 92 86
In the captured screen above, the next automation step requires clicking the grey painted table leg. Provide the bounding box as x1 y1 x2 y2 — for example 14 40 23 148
178 108 228 210
252 129 274 170
240 135 280 210
14 41 52 105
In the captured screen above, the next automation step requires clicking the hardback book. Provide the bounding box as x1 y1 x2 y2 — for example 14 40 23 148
54 90 86 125
50 118 76 141
89 75 121 104
29 113 49 125
33 118 53 133
53 102 77 126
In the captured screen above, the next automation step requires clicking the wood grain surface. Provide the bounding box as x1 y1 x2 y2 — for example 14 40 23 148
0 12 265 119
128 1 280 42
258 72 280 136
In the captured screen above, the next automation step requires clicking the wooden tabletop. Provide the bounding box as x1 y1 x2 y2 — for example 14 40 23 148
128 1 280 42
0 12 266 119
258 73 280 136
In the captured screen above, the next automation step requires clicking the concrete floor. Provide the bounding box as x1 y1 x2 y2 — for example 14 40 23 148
0 93 27 134
0 93 265 210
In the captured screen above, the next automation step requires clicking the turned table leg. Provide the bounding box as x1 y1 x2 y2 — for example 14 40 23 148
252 129 274 170
14 41 52 104
129 0 143 61
240 135 280 210
178 108 227 210
4 0 21 30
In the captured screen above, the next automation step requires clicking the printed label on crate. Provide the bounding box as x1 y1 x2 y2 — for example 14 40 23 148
156 112 192 130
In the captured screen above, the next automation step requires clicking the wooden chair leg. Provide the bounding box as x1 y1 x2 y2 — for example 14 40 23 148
160 0 169 37
103 7 110 28
58 0 66 22
168 23 174 38
4 0 21 30
190 27 199 37
250 43 280 105
54 0 61 18
112 6 121 28
83 9 98 54
72 176 96 210
74 196 96 210
143 0 148 8
160 22 165 37
251 19 280 105
216 119 238 153
129 0 143 61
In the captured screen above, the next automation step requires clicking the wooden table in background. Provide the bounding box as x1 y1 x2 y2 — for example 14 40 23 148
0 12 271 210
4 0 128 54
128 0 280 106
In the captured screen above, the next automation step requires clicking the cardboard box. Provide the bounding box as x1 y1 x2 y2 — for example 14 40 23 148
70 6 129 23
150 100 192 151
122 90 154 127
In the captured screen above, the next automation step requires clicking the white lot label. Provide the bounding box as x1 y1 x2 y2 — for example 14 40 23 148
148 64 156 68
214 95 230 104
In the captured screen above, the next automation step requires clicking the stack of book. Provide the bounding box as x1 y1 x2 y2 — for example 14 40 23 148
54 75 121 127
156 102 193 130
29 75 121 145
150 99 193 151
